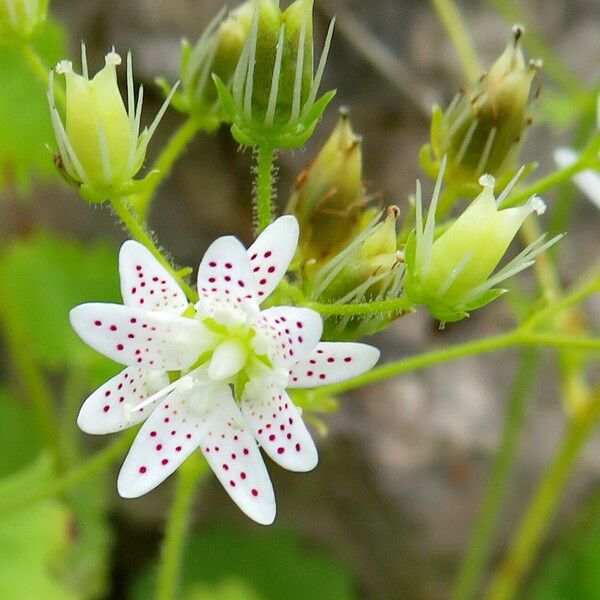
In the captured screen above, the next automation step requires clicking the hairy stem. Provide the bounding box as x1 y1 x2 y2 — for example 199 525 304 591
451 349 539 600
132 117 201 219
307 295 413 316
255 145 276 234
430 0 483 84
110 197 198 302
485 389 600 600
155 455 208 600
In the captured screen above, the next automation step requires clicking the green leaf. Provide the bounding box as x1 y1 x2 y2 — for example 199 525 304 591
132 524 357 600
525 493 600 600
0 231 121 384
0 19 66 195
0 456 78 600
0 387 43 478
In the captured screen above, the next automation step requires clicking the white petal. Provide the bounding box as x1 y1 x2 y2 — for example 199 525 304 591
119 240 189 315
247 215 299 302
70 303 206 370
117 383 228 498
197 236 259 315
199 397 276 525
253 307 323 366
242 386 317 472
554 147 600 209
77 367 169 434
287 342 381 388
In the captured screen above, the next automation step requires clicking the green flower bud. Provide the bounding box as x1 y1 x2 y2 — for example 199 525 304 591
404 163 561 323
0 0 48 44
214 0 336 149
305 206 405 340
157 2 254 128
421 26 541 192
286 109 364 262
48 46 177 202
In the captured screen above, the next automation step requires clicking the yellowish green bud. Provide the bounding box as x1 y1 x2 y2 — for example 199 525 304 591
286 110 364 262
305 207 405 340
421 26 540 192
214 0 336 149
404 164 560 323
48 46 177 202
0 0 48 44
158 2 254 128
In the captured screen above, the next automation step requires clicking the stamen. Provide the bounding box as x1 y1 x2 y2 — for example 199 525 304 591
422 155 447 277
478 173 496 190
243 0 261 119
476 126 497 175
438 251 472 296
55 60 73 75
455 120 478 166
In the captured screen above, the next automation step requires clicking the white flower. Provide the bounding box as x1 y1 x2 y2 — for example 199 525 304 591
554 147 600 209
70 216 380 524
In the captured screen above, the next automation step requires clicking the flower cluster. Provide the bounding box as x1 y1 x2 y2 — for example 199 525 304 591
71 216 379 524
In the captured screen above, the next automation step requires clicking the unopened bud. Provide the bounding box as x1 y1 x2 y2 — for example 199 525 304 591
287 110 364 262
422 26 540 191
214 0 336 149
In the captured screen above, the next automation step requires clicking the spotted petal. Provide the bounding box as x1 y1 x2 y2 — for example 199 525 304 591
197 236 259 315
119 240 189 315
247 216 299 302
70 303 206 370
242 385 317 472
117 383 229 498
287 342 381 388
77 367 169 434
200 397 276 525
253 307 322 366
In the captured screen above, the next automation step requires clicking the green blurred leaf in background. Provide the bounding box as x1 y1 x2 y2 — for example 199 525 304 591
132 525 357 600
0 18 66 195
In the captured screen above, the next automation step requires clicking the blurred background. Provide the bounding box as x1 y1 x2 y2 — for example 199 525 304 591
1 0 600 598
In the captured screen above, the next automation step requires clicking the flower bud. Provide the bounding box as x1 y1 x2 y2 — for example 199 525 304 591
305 207 405 340
48 46 177 202
157 1 254 128
214 0 336 149
404 164 560 323
422 26 540 191
0 0 48 44
286 109 364 262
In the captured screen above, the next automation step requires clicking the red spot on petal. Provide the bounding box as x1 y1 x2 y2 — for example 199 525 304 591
103 405 110 412
251 489 258 496
139 466 147 474
94 320 102 326
161 458 169 465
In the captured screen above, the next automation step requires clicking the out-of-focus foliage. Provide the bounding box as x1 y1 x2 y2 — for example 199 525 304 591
0 387 42 476
0 18 65 195
525 495 600 600
0 456 76 600
0 231 120 383
132 524 357 600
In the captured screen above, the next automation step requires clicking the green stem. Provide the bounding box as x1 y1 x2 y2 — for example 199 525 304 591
0 430 135 517
504 156 598 209
0 287 62 464
132 117 201 219
451 349 540 600
312 331 600 399
155 455 208 600
110 197 198 302
430 0 483 83
484 390 600 600
19 42 66 107
307 295 413 316
255 145 275 234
